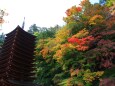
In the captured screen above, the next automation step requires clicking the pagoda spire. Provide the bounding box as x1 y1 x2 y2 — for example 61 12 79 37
22 17 25 29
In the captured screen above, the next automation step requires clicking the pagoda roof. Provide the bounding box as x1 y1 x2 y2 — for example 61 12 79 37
6 25 35 39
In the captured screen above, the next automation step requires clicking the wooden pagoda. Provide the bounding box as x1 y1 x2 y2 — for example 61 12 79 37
0 26 36 86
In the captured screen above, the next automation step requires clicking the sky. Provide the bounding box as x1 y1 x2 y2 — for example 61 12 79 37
0 0 99 34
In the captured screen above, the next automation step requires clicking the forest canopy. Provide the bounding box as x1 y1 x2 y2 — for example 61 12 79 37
34 0 115 86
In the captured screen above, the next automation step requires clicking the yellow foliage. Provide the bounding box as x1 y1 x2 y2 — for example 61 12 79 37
51 43 61 51
89 15 103 25
53 50 63 62
72 28 89 38
95 71 104 77
60 43 75 52
53 43 75 62
83 70 104 83
34 51 39 56
69 6 77 15
45 38 61 51
36 39 45 49
55 26 70 43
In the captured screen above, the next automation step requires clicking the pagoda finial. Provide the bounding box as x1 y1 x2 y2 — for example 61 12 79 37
22 17 25 29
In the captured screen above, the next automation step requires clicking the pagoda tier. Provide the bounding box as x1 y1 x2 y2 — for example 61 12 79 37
0 26 37 86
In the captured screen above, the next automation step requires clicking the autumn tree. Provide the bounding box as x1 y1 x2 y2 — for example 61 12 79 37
0 9 8 25
34 0 115 85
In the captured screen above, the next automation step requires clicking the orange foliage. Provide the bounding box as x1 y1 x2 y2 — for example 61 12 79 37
80 0 87 6
0 18 4 24
70 69 80 76
40 47 49 58
76 45 89 51
65 9 71 16
65 6 82 16
68 37 79 44
68 36 94 51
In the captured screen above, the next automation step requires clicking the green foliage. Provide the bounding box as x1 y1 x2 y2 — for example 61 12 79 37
0 33 5 46
106 0 115 7
34 56 62 85
28 24 61 40
102 67 115 78
28 24 39 34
